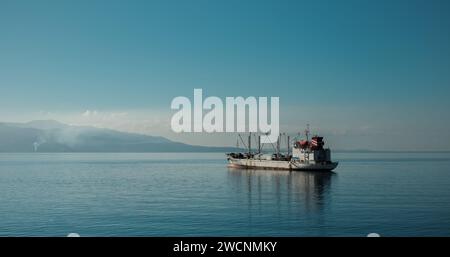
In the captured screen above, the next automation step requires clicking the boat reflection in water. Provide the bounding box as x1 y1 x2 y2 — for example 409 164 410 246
227 168 335 216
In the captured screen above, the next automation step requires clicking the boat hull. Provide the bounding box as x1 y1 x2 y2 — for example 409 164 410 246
227 158 338 171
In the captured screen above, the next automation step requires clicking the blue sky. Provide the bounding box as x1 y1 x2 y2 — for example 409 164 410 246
1 0 450 150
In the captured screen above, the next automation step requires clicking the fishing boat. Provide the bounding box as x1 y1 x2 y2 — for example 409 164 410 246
226 126 338 171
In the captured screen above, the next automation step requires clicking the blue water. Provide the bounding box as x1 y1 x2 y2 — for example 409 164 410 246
0 152 450 236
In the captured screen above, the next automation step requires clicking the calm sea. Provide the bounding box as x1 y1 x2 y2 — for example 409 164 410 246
0 152 449 236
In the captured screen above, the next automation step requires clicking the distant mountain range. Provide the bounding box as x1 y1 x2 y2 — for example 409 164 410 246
0 120 237 152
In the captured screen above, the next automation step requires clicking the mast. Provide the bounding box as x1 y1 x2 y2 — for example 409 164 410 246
238 134 247 150
258 135 261 153
287 135 290 156
276 133 280 156
248 132 251 154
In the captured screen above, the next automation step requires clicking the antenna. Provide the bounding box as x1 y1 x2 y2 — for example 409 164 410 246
305 124 310 141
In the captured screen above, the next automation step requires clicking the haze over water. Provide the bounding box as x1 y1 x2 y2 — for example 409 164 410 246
0 152 449 236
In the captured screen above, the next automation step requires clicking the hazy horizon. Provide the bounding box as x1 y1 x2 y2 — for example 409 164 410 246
1 118 450 152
